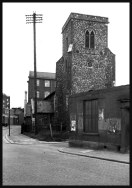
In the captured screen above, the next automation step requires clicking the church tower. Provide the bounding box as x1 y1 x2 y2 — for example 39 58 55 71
62 12 115 94
55 12 115 131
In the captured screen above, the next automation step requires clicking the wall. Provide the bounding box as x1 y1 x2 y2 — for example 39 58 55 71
55 12 115 131
28 77 56 103
69 85 129 150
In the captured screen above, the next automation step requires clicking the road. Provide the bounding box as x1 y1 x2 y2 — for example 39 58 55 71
2 126 129 185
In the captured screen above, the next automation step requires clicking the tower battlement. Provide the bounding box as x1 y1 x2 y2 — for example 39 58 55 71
62 12 109 33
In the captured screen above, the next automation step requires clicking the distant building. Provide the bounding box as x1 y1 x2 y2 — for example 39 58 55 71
27 71 56 104
10 107 24 125
2 93 10 126
55 12 115 131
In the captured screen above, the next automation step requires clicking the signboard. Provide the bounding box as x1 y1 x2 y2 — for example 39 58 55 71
71 120 76 131
31 99 53 113
98 109 104 120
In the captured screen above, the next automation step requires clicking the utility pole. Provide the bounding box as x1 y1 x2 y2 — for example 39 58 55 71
8 97 10 136
26 12 43 135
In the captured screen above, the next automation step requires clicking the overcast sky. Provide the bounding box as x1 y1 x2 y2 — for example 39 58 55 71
3 2 129 108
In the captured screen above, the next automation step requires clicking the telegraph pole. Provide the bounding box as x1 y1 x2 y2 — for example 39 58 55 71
8 97 10 136
26 12 43 135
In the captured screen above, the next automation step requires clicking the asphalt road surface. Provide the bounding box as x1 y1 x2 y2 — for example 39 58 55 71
2 126 129 185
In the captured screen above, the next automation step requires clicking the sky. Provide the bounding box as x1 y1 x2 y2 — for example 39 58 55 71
3 2 129 108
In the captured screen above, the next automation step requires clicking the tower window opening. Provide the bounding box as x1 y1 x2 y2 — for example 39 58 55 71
85 30 95 49
85 30 89 48
90 31 95 49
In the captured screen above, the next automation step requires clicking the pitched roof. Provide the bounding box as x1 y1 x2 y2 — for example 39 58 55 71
29 71 56 79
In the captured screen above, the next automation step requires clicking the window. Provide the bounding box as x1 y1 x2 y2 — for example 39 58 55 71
44 91 50 98
37 79 40 86
85 30 95 49
85 30 90 48
90 31 94 49
45 80 50 87
37 91 40 98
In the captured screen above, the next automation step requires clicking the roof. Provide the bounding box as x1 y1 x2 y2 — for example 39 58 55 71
29 71 56 79
62 12 109 33
70 85 130 99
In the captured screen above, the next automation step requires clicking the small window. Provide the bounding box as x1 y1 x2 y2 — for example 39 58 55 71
88 61 93 67
37 91 40 98
85 30 90 48
45 80 50 87
90 31 94 49
87 59 93 68
37 79 40 86
44 91 50 98
85 30 95 49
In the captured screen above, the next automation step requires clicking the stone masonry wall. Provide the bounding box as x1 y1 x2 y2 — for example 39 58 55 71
55 13 115 131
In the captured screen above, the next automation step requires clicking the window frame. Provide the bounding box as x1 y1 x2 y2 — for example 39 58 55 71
85 30 90 48
37 91 40 98
85 30 95 49
44 80 50 87
37 79 40 86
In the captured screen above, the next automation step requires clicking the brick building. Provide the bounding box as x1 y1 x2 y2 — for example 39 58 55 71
25 71 56 133
55 12 115 131
69 85 129 152
2 93 10 126
27 71 56 104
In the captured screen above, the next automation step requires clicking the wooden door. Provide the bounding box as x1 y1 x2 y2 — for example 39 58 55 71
84 99 98 133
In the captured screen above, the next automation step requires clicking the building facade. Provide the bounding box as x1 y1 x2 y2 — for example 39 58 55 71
2 93 10 126
69 85 129 152
11 108 24 125
27 71 56 104
55 12 115 131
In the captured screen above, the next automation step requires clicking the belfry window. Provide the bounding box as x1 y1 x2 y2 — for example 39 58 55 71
85 30 90 48
85 30 95 49
90 31 94 49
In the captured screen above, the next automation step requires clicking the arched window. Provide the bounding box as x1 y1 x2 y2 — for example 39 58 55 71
90 31 94 49
85 30 90 48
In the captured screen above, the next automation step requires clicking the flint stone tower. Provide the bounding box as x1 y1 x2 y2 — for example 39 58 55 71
55 12 115 131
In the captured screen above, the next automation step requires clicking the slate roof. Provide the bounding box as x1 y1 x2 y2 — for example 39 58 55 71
29 71 56 79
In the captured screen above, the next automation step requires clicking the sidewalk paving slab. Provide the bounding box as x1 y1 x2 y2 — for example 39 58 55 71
58 147 129 164
5 133 130 164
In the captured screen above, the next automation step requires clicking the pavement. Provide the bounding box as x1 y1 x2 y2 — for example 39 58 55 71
4 131 130 165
